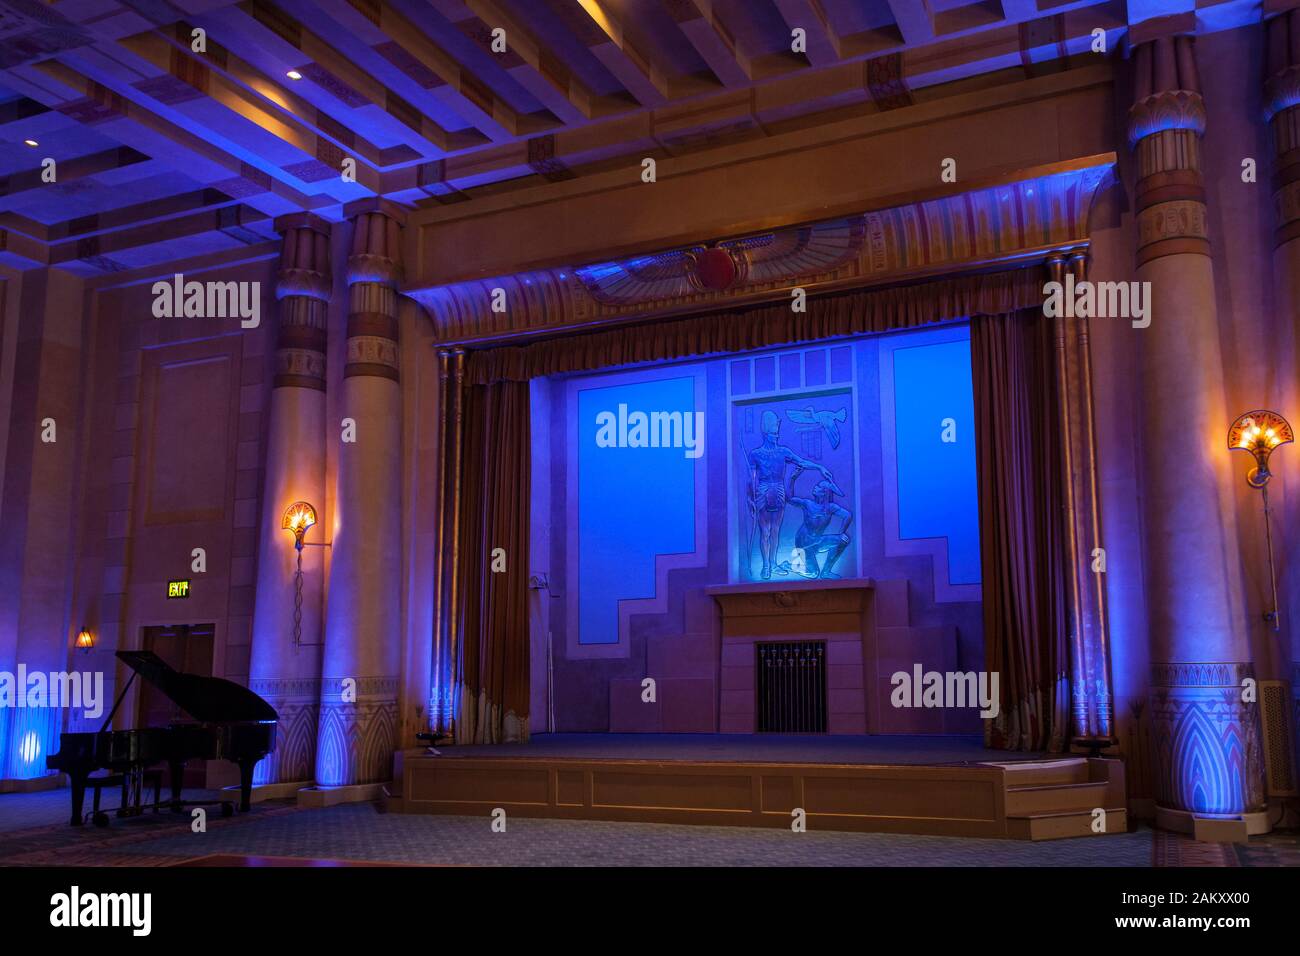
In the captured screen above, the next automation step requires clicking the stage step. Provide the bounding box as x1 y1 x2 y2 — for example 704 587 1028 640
1004 780 1111 815
1007 807 1128 841
981 758 1090 785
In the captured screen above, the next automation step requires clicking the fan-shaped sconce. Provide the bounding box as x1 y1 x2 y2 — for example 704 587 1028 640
1227 410 1292 488
281 500 317 552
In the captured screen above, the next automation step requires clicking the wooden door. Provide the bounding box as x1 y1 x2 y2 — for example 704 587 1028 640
138 623 216 787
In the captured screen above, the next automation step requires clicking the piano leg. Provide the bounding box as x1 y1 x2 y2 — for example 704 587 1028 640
68 770 88 827
237 756 256 813
168 759 185 811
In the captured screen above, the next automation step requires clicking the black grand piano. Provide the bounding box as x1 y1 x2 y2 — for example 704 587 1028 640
45 650 277 827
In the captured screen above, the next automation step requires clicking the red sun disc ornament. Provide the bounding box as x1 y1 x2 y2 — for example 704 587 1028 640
693 247 737 291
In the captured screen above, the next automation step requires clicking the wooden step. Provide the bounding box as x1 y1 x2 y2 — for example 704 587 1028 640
981 758 1090 786
1008 807 1128 841
1005 780 1111 815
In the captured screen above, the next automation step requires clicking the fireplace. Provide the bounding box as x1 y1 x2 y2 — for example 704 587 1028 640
756 641 827 733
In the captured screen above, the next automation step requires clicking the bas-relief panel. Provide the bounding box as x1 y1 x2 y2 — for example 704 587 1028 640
728 346 859 584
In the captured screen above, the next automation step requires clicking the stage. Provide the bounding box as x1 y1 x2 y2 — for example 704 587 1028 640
388 734 1127 841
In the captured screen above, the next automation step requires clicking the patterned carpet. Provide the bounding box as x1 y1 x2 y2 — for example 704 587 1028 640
0 790 1293 867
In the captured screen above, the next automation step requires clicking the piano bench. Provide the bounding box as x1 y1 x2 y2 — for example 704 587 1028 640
87 769 165 826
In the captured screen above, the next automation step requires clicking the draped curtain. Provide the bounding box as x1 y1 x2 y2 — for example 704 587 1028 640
969 309 1071 752
463 269 1046 384
453 379 531 744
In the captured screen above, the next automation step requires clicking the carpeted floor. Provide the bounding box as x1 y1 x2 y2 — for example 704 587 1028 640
3 787 1294 867
0 795 1149 867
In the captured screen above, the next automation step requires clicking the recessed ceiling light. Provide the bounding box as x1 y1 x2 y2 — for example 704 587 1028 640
286 70 303 80
23 138 38 147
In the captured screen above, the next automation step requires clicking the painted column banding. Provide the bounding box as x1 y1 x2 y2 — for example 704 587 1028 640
1263 10 1300 782
316 202 405 787
249 214 331 786
1128 35 1265 819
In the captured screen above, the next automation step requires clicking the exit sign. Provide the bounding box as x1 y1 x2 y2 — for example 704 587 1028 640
167 579 191 599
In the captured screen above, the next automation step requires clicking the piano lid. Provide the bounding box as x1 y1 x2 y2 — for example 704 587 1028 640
116 650 278 724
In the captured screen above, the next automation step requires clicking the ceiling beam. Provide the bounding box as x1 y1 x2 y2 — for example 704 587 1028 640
666 0 750 86
235 0 484 154
157 21 420 168
572 0 673 106
456 0 634 121
769 0 839 68
0 188 235 242
30 59 323 210
0 146 149 199
883 0 935 47
116 29 387 190
45 203 276 267
344 0 557 140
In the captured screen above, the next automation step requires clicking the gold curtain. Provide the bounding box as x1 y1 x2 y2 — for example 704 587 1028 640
970 309 1071 752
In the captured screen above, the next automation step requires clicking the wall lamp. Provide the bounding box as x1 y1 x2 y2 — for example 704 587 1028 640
75 627 95 653
1228 410 1293 632
282 500 317 551
282 501 318 647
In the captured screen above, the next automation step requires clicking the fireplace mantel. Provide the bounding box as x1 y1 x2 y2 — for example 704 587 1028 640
708 578 877 734
706 578 875 619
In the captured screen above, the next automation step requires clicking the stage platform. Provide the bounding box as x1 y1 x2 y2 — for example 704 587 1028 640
388 734 1127 840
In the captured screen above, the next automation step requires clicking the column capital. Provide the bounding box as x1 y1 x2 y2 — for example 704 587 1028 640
273 211 333 236
342 197 409 227
276 217 332 303
346 201 407 287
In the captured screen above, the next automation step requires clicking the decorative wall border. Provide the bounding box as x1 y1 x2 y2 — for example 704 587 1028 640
878 324 982 604
561 364 710 660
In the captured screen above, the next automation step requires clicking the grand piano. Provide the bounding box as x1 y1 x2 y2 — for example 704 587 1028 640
45 650 277 827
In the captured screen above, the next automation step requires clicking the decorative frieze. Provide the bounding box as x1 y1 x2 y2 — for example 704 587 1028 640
409 162 1111 344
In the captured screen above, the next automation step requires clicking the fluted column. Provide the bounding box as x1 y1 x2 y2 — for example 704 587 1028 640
249 214 331 787
1129 35 1266 826
315 200 405 787
1263 10 1300 783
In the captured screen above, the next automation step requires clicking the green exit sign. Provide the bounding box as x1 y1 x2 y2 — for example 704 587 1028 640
167 579 191 599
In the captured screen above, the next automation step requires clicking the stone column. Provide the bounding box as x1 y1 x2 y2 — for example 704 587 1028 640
1128 35 1266 834
1263 9 1300 786
249 214 331 787
315 200 405 787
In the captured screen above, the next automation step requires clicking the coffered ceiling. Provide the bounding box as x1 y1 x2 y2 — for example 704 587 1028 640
0 0 1259 277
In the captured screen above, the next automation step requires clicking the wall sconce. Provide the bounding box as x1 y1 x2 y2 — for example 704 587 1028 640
281 501 317 648
1228 410 1293 632
75 627 95 653
1227 410 1293 488
281 500 317 551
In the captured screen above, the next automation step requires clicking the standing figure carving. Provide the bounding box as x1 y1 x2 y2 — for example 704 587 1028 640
745 410 832 579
